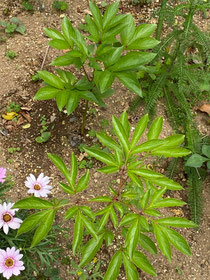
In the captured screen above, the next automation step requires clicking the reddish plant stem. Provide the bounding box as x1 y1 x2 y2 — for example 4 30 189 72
81 64 92 135
82 64 91 82
81 99 89 135
117 168 128 196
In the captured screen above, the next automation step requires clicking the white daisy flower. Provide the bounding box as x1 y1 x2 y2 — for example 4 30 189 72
0 247 25 279
0 203 22 235
25 173 52 197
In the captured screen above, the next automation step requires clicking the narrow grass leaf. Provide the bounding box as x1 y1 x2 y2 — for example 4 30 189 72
85 147 116 165
112 116 129 155
13 197 53 209
139 233 157 254
104 250 122 280
17 211 48 236
125 219 139 259
48 153 72 187
76 171 89 192
156 217 197 228
89 1 103 31
72 211 83 255
165 227 192 256
130 114 149 149
147 117 163 140
79 234 104 267
70 152 78 187
132 251 157 276
65 206 78 220
153 223 171 261
31 210 55 248
122 253 139 280
82 214 97 239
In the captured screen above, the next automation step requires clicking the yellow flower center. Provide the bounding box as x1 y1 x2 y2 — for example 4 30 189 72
78 272 82 276
3 213 12 222
5 258 14 268
34 184 41 190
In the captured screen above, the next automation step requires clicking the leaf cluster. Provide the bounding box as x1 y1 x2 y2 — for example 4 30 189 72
0 209 62 279
22 0 34 11
69 259 103 280
5 50 17 59
0 17 26 35
34 1 159 116
52 0 68 11
186 144 210 169
13 112 197 279
6 101 21 113
132 0 153 6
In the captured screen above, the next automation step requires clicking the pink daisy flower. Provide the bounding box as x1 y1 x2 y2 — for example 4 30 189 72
25 173 52 197
0 168 6 184
0 203 22 235
0 247 25 279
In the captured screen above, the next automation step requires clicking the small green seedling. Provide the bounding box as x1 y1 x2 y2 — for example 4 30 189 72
0 35 6 42
88 129 96 138
132 0 152 6
7 101 21 113
6 50 17 59
101 1 108 8
3 7 9 15
8 147 21 154
35 132 51 143
78 159 93 169
52 0 68 11
22 0 34 11
185 145 210 169
89 108 97 116
69 259 103 279
40 115 48 133
100 119 109 129
176 266 182 275
0 17 26 35
35 115 51 143
31 73 40 82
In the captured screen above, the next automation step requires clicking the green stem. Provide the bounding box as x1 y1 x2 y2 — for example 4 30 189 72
81 100 89 135
156 0 169 40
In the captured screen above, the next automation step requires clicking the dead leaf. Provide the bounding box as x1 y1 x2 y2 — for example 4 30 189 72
78 152 88 161
5 125 14 132
20 106 32 111
22 123 31 129
170 209 184 217
17 116 25 126
2 112 18 120
19 111 31 122
84 9 91 15
198 104 210 115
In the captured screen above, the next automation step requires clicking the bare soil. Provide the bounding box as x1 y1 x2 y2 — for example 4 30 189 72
0 0 210 279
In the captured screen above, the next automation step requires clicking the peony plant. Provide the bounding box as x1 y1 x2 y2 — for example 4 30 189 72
34 1 160 133
13 112 197 279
